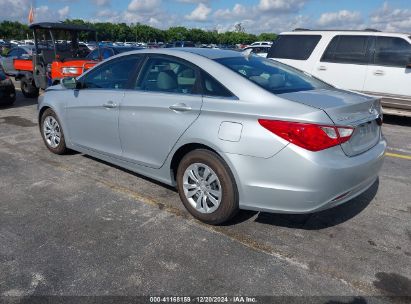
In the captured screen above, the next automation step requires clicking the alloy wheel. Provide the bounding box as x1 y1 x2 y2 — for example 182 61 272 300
182 163 222 214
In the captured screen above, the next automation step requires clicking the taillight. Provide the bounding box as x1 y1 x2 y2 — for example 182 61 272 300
258 119 354 152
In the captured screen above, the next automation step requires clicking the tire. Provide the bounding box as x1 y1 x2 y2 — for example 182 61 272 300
176 149 239 224
0 87 16 107
21 76 39 98
40 108 67 155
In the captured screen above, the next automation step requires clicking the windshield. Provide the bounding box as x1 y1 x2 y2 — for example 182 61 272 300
215 55 332 94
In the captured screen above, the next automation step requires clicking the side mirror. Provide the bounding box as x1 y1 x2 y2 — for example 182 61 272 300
406 63 411 69
61 77 81 89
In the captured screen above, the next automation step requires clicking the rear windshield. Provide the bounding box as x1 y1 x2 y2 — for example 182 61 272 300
215 55 331 94
268 35 321 60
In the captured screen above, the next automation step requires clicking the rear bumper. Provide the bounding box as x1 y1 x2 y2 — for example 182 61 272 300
224 137 387 213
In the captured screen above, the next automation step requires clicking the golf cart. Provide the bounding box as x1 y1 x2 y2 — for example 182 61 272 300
13 22 99 98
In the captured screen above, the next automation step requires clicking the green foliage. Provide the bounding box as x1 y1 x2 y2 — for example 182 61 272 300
1 48 9 56
0 21 31 39
257 33 277 41
0 19 277 45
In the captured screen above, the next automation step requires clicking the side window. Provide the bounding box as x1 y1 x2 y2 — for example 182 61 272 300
136 57 199 94
321 35 372 64
373 37 411 68
83 55 141 89
268 35 321 60
201 72 234 98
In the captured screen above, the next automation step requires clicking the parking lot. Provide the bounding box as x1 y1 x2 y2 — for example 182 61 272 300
0 83 410 300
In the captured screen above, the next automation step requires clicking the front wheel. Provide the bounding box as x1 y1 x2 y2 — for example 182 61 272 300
21 76 39 98
40 109 67 154
176 149 239 224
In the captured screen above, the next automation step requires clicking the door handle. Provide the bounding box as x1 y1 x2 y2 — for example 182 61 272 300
102 101 117 108
373 70 385 76
169 103 192 112
317 66 327 71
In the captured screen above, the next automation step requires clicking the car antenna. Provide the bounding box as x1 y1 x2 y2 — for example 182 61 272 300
242 48 253 60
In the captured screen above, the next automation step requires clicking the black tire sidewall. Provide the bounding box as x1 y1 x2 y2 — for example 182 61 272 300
176 149 239 224
40 109 67 155
21 77 39 98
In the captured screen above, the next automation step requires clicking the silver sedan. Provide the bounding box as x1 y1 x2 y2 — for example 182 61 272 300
38 48 386 224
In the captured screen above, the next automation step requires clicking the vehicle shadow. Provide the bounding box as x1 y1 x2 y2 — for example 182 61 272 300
82 154 178 192
252 178 379 230
383 114 411 127
83 153 378 230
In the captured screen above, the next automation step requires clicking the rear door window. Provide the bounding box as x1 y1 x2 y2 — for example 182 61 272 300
268 35 321 60
373 36 411 68
321 35 373 64
136 56 200 94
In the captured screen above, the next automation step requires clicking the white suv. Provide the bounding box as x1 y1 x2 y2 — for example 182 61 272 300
267 29 411 116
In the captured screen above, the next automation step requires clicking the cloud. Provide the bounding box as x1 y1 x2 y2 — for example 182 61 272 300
128 0 162 13
214 4 247 20
257 0 306 13
185 3 212 22
369 2 411 32
0 0 31 22
317 10 362 28
177 0 209 3
58 6 70 20
91 0 111 6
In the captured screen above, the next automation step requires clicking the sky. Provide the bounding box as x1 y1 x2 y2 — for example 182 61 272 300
1 0 411 34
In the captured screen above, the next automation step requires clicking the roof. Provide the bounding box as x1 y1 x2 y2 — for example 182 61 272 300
293 28 381 32
282 29 411 36
29 22 95 32
174 48 242 59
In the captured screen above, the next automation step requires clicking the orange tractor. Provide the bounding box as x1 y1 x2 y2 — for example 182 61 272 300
13 22 98 97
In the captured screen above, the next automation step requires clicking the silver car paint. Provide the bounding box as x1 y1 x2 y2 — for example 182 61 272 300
39 48 386 213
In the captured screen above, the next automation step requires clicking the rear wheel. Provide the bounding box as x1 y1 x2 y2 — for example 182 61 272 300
176 149 239 224
1 87 16 107
21 76 39 98
40 108 67 155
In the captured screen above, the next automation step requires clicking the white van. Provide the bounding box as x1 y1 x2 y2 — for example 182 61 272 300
267 29 411 116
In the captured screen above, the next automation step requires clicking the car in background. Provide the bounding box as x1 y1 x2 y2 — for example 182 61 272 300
267 29 411 116
0 65 16 106
251 41 272 46
243 45 271 57
0 41 18 54
172 41 195 48
84 42 98 50
86 46 143 61
38 48 386 224
0 45 34 76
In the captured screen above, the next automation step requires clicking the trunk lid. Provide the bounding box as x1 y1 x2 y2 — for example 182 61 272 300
280 88 382 156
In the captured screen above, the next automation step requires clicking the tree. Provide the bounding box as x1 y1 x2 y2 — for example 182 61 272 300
0 19 278 45
257 32 277 42
234 23 245 33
